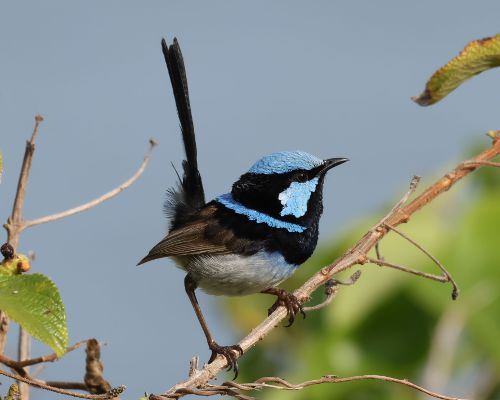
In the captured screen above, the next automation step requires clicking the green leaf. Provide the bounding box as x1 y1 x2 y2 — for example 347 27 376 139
413 33 500 106
0 273 67 356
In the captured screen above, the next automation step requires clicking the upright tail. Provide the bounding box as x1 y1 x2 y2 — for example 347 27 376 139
162 38 205 228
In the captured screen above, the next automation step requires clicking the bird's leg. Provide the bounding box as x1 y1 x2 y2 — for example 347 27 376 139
184 274 243 378
261 287 306 327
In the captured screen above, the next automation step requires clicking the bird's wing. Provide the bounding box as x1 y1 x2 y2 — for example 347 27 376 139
138 205 231 265
162 38 206 227
137 221 230 265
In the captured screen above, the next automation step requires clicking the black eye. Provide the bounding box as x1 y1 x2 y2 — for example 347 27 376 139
296 172 308 182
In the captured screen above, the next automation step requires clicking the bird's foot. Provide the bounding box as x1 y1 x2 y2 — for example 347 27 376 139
266 288 305 327
208 341 243 379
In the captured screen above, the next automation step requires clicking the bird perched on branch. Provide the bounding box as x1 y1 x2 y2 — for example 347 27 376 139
138 38 348 377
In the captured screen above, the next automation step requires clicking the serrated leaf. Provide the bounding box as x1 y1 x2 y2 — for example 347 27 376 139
413 34 500 106
0 273 67 356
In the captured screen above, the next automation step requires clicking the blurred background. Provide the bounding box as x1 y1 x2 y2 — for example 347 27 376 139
1 1 499 399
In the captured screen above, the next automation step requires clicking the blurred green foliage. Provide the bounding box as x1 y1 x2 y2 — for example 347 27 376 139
223 143 500 399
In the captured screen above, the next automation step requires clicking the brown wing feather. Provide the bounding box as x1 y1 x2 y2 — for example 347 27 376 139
137 204 231 265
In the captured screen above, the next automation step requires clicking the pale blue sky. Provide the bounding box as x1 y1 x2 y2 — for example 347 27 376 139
1 1 500 398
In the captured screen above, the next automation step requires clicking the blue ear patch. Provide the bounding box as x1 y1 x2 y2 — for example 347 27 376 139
248 151 323 175
279 177 319 218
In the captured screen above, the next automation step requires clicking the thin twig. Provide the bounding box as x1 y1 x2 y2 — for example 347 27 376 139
365 257 450 284
461 160 500 168
378 175 421 226
18 327 31 399
375 242 384 261
240 374 466 400
0 340 88 370
0 368 125 399
21 339 88 368
159 136 499 398
45 382 89 391
301 282 338 313
385 138 498 226
2 115 154 399
303 271 361 312
384 223 459 299
7 114 44 249
157 374 467 400
3 114 44 399
24 139 157 229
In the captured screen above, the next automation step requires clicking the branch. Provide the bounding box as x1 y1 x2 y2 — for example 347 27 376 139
2 114 44 398
2 114 155 398
385 223 459 299
462 160 500 168
18 326 31 399
0 339 121 399
0 339 88 373
302 270 361 313
0 368 125 399
155 374 468 400
365 256 451 287
159 135 499 398
23 139 157 229
6 114 44 250
45 381 89 391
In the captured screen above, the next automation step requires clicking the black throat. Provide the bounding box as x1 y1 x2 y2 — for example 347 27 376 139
212 176 325 265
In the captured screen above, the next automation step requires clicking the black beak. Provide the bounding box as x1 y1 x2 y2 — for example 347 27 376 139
320 157 349 174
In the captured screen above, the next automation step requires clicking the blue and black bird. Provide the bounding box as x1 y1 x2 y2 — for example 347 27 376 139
139 38 348 376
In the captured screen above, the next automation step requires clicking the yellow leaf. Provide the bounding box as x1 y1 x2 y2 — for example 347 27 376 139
413 34 500 106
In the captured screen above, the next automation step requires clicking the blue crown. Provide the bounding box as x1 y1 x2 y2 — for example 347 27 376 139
248 151 323 175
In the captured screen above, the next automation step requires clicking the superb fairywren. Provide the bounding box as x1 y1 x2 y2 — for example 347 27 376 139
139 38 348 376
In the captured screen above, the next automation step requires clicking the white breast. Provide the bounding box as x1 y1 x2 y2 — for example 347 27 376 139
174 251 298 296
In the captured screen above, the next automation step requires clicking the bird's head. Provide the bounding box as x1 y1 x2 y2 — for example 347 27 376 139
231 151 348 225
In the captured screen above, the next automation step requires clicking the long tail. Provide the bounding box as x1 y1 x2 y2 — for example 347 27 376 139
162 38 205 226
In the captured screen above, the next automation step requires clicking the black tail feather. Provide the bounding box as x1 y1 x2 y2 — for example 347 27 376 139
162 37 205 225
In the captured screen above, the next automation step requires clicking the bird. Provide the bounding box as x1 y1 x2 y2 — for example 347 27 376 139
138 37 348 377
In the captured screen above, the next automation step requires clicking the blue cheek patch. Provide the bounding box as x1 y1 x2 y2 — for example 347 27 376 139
215 193 306 233
249 151 323 175
278 177 319 218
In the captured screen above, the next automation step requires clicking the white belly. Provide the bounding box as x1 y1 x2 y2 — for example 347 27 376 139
174 251 298 296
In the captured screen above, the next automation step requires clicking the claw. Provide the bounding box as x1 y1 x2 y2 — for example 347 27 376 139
208 342 243 379
267 289 305 327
